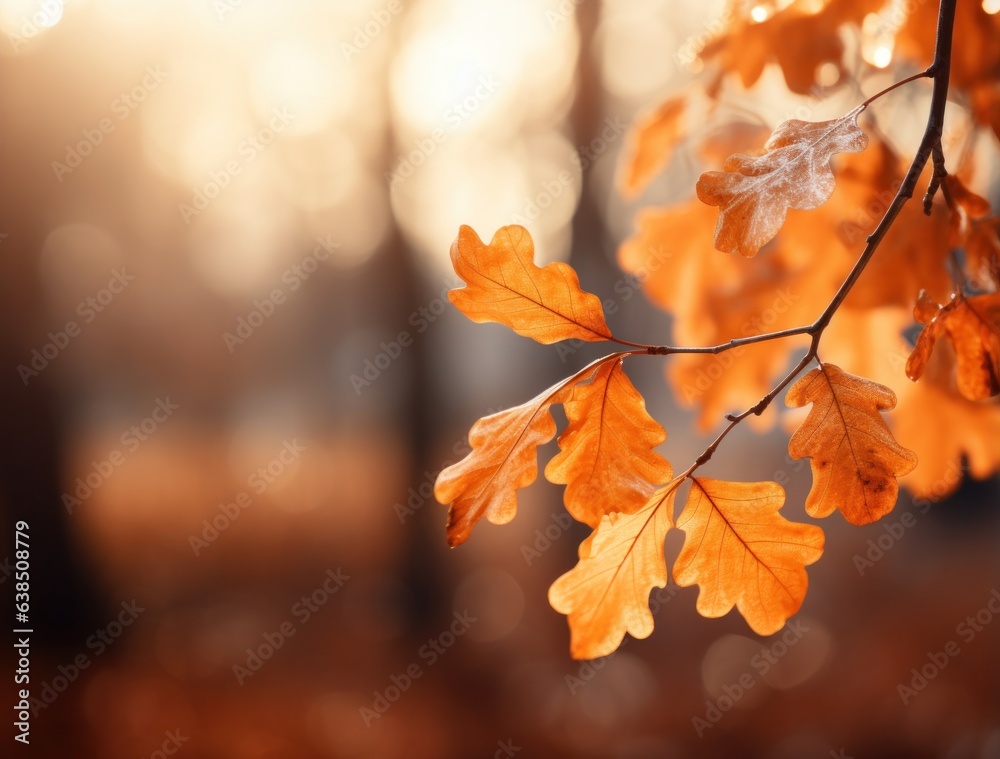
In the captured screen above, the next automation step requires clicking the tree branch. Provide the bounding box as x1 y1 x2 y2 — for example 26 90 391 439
655 0 958 478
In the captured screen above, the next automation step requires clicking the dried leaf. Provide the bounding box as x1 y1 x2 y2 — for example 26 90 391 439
549 484 676 659
820 307 1000 502
435 359 609 547
619 95 686 198
943 175 1000 289
673 478 824 635
545 360 673 527
786 363 917 525
907 292 1000 401
698 0 867 95
449 225 612 344
696 110 869 256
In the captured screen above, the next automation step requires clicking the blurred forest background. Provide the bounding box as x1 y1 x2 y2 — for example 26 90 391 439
0 0 998 757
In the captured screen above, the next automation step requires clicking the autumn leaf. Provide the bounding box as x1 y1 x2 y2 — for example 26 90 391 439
545 359 673 527
907 292 1000 401
619 95 686 198
448 225 612 344
943 175 1000 289
820 307 1000 502
696 110 869 256
697 0 868 96
435 358 613 547
549 483 676 659
673 478 824 636
786 363 917 525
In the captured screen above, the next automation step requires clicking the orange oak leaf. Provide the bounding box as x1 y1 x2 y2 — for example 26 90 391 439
819 307 1000 502
548 483 677 659
545 359 673 528
435 358 612 547
906 292 1000 401
943 175 1000 289
672 478 824 636
697 0 869 96
448 225 612 344
786 363 917 525
696 110 869 256
619 95 686 198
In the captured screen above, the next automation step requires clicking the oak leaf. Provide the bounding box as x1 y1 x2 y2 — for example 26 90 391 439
448 225 612 344
545 360 673 527
907 292 1000 401
549 483 676 659
696 110 869 256
435 360 609 547
697 0 868 95
619 95 686 198
820 307 1000 502
673 478 824 635
943 175 999 289
786 363 917 525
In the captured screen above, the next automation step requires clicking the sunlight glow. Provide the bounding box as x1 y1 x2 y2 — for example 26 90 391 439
0 0 64 41
750 5 769 22
389 0 580 276
873 44 892 68
983 0 1000 15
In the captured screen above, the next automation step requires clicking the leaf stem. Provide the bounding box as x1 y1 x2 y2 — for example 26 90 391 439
859 69 933 110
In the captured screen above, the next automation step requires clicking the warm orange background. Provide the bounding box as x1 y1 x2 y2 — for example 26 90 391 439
0 1 998 757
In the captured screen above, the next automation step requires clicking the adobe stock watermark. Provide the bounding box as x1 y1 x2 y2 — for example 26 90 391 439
509 170 576 228
233 568 349 685
212 0 245 21
852 460 963 575
565 585 679 694
25 600 144 716
571 115 627 174
189 439 305 556
490 739 521 759
349 275 463 394
5 0 63 53
395 438 471 524
521 512 573 566
178 108 295 223
680 287 800 404
692 620 810 736
676 6 734 69
340 0 403 61
63 397 180 514
897 588 1000 705
385 76 501 189
17 268 135 386
360 610 477 726
139 729 189 759
222 236 339 353
546 0 584 30
52 66 168 182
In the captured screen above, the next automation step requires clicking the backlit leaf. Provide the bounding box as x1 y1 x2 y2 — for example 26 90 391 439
907 292 1000 401
549 483 676 659
786 363 917 525
619 95 686 198
448 225 612 344
673 478 824 635
696 110 869 256
435 358 612 547
545 359 673 527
